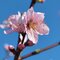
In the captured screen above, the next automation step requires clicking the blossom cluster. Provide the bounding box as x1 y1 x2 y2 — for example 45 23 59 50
0 7 49 44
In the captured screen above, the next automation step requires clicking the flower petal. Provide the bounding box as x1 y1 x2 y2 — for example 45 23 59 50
23 7 34 23
4 30 14 34
0 24 10 29
24 34 28 44
37 12 44 21
19 34 23 41
32 12 44 25
36 23 49 35
26 29 38 44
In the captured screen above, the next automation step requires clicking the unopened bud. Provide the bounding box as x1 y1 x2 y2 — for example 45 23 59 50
18 44 25 50
37 0 45 3
25 40 34 46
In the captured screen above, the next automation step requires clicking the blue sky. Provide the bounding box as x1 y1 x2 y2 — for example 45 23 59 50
0 0 60 60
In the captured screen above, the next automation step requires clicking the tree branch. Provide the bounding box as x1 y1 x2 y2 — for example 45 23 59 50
29 0 36 8
21 42 60 59
14 33 26 60
29 0 44 8
14 33 21 60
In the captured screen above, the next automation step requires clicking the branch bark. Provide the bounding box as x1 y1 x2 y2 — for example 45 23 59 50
21 42 60 59
29 0 36 8
14 33 26 60
14 33 21 60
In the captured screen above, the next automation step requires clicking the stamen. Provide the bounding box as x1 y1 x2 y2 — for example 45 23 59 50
27 20 37 30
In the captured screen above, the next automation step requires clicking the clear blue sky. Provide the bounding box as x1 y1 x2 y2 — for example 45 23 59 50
0 0 60 60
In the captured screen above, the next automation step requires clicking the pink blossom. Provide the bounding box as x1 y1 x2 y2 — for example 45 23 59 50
23 7 49 44
0 12 25 34
0 7 49 44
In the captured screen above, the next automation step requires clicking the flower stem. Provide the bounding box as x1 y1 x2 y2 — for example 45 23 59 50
14 33 26 60
21 33 26 44
29 0 36 8
14 33 21 60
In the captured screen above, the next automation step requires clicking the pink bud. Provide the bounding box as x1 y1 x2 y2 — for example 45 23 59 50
25 40 34 46
18 44 25 50
38 0 45 3
28 40 34 46
4 44 14 51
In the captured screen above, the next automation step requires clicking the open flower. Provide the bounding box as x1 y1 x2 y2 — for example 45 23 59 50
0 12 25 34
23 7 49 44
0 7 49 44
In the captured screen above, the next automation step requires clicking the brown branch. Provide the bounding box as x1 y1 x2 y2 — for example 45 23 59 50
9 48 16 55
14 33 21 60
29 0 44 8
21 33 26 44
29 0 36 8
20 42 60 59
14 33 26 60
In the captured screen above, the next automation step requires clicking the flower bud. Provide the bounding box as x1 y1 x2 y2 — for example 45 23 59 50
18 44 25 50
25 40 34 46
37 0 45 3
4 44 14 51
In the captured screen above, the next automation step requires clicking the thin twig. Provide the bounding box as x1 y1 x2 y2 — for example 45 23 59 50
29 0 44 8
29 0 36 8
20 42 60 59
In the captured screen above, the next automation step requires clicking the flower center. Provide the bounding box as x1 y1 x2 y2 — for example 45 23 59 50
27 20 37 30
